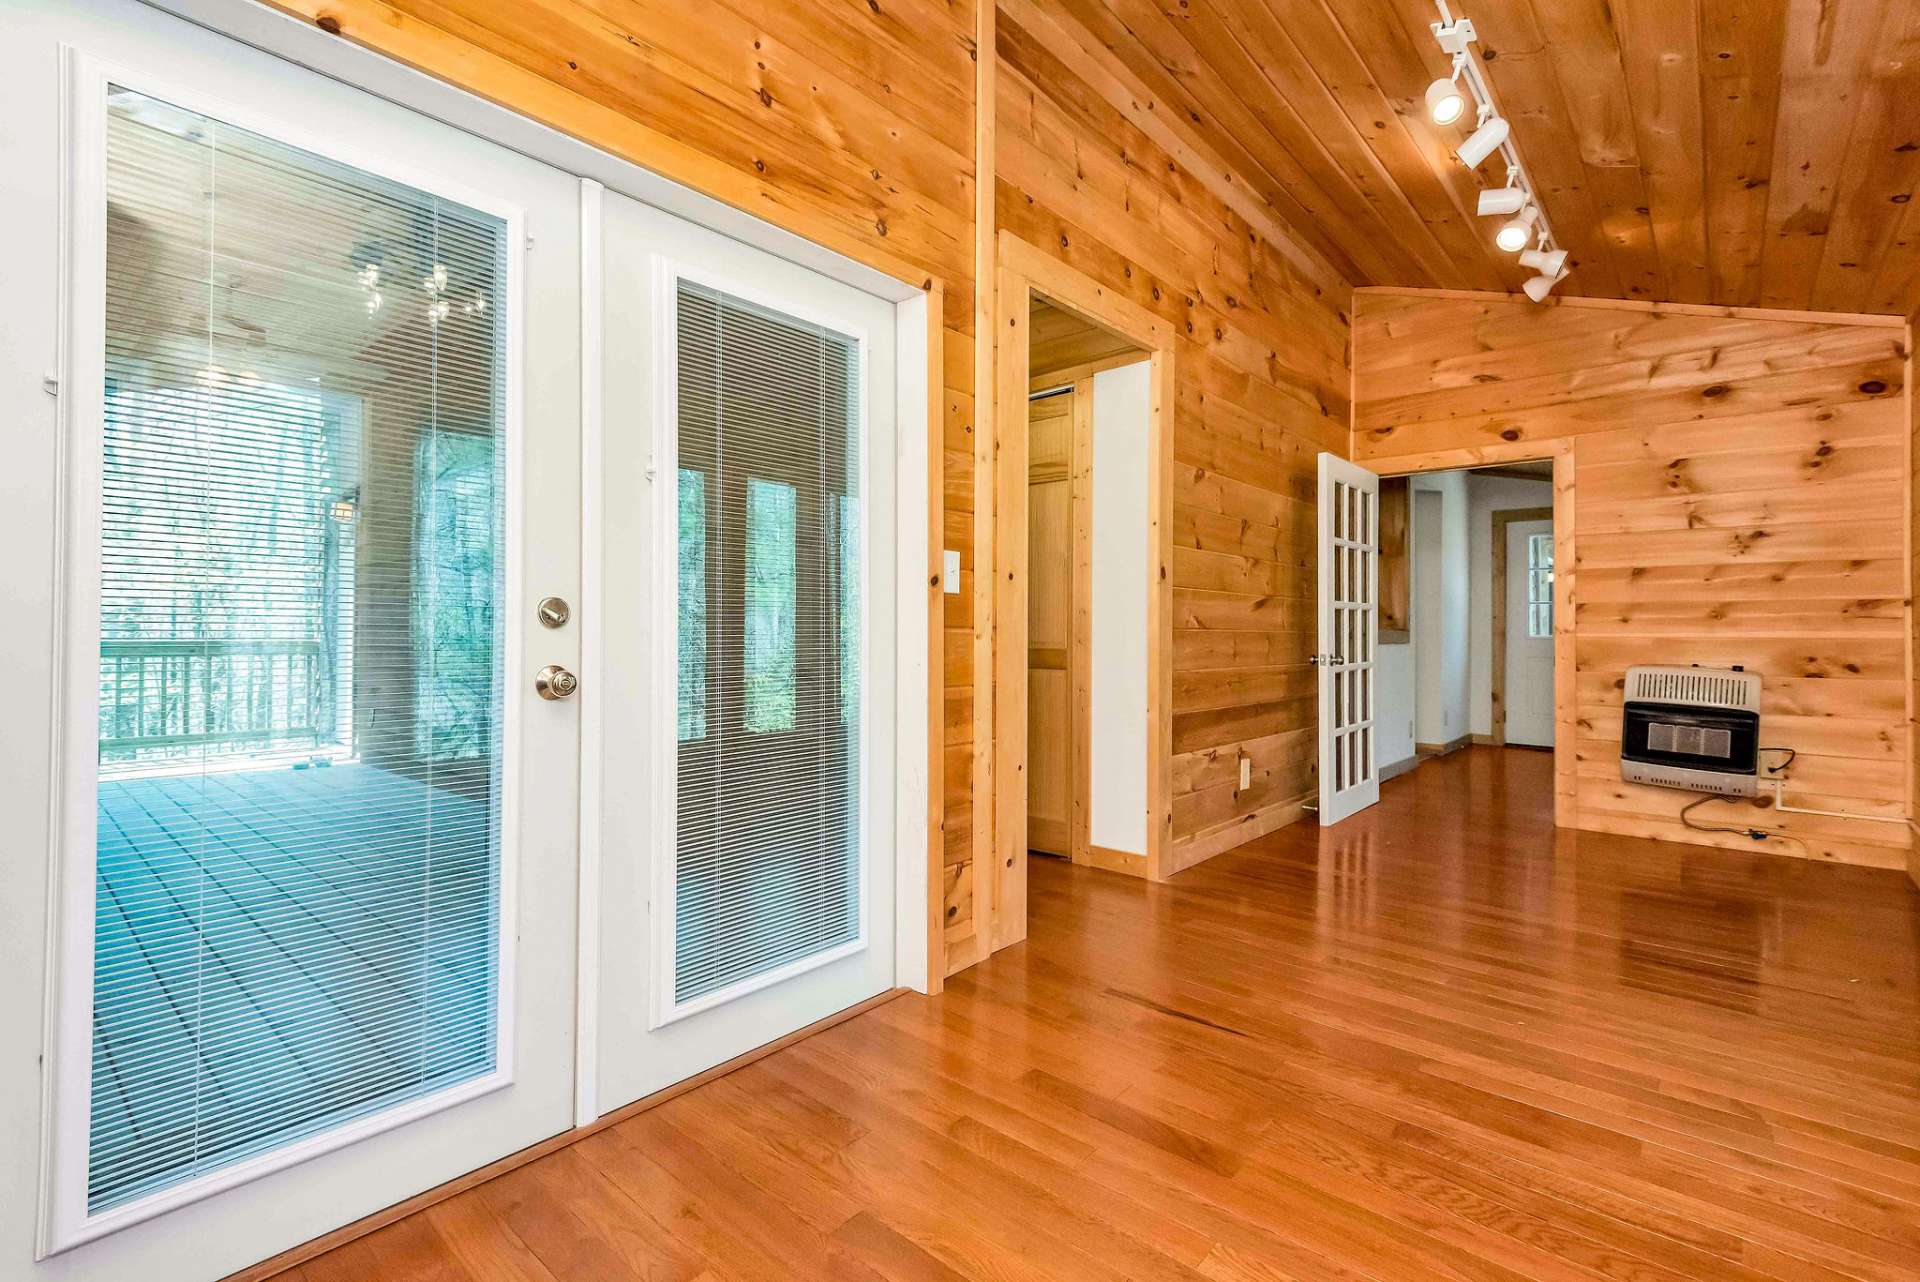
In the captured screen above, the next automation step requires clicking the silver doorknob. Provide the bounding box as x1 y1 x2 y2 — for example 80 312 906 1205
535 664 579 700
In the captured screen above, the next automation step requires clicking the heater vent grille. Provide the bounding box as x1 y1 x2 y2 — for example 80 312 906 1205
1623 665 1760 713
1648 722 1733 759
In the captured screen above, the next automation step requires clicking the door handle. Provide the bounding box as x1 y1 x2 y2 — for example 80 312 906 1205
535 664 579 700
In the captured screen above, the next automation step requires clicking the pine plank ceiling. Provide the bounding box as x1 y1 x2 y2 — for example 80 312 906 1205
1047 0 1920 316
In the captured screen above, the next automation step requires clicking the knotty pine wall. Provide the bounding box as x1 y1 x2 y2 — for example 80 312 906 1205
997 7 1353 875
1354 290 1913 870
258 0 994 966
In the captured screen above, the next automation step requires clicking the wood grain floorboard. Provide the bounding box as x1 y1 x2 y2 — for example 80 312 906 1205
280 747 1920 1282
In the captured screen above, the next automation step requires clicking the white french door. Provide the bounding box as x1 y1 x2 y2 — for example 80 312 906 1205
1315 454 1381 824
587 189 899 1117
10 3 583 1277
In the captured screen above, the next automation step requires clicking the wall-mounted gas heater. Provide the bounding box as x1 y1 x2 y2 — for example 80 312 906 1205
1619 665 1762 797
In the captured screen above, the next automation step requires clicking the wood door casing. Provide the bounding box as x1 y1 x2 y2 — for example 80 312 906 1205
1026 387 1074 856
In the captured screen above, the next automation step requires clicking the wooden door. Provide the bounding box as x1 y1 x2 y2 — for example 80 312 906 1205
1026 389 1075 855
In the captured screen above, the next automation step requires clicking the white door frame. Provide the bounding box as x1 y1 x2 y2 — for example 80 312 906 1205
1315 453 1381 825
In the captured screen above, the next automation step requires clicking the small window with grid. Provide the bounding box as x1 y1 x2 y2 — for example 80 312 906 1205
1527 532 1554 638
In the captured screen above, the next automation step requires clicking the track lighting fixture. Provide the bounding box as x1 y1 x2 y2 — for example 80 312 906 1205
1428 1 1571 300
1425 68 1466 125
1476 186 1526 217
1456 114 1509 170
1523 269 1567 303
1518 247 1568 276
1496 206 1538 253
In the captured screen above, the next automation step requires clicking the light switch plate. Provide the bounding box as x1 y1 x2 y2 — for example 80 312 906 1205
943 549 961 594
1238 756 1252 791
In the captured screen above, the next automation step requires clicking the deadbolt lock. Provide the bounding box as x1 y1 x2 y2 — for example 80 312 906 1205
535 664 579 700
537 596 571 629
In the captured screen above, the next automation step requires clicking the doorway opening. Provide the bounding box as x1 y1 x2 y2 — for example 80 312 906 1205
969 232 1175 961
1375 460 1559 787
1023 298 1152 878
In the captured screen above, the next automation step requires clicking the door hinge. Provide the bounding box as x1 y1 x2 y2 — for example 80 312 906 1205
42 373 59 397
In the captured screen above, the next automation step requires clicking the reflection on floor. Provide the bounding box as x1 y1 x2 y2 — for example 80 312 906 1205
285 747 1920 1282
92 763 496 1212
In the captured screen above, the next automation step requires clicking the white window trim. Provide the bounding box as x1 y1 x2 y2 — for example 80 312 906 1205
644 255 876 1032
39 44 529 1256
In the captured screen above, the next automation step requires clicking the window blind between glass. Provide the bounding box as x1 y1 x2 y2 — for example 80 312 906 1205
89 86 507 1212
673 282 862 1004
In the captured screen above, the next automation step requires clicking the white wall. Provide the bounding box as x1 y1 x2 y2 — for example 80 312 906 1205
1466 475 1554 737
1089 361 1150 854
1375 642 1417 769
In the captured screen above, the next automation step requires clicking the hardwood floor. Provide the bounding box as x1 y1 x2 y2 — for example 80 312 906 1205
284 747 1920 1282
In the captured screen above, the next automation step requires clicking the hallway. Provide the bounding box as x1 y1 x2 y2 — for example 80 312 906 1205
283 748 1920 1282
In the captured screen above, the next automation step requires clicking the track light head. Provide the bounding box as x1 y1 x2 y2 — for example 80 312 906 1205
1426 76 1466 126
1518 247 1569 276
1523 268 1568 303
1477 186 1526 217
1496 206 1538 252
1457 115 1510 170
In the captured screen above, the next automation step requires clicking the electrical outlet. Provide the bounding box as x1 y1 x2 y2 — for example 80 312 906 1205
1238 756 1252 791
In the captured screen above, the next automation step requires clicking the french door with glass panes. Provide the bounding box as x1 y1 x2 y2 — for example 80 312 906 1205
589 188 897 1116
21 4 582 1275
1315 453 1381 824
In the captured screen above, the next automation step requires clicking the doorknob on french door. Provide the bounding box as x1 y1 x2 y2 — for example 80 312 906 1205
535 664 579 700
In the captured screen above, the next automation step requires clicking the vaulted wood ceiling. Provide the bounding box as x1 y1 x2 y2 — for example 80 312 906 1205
1046 0 1920 316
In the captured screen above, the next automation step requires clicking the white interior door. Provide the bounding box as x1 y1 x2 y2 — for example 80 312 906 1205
8 2 582 1278
589 188 897 1117
1504 518 1556 747
1316 454 1380 824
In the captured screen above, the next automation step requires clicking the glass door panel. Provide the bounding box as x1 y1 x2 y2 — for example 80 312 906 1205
593 189 897 1114
90 84 511 1214
672 282 863 1008
27 17 580 1268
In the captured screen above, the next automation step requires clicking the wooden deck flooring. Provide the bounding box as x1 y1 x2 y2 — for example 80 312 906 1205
95 763 495 1211
286 747 1920 1282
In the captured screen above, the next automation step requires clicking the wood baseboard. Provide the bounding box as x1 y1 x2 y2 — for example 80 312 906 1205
221 988 908 1282
1471 733 1501 746
1415 734 1472 758
1167 792 1313 875
1087 843 1149 876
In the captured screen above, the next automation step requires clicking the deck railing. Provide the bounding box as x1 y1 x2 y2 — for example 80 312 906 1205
98 638 330 763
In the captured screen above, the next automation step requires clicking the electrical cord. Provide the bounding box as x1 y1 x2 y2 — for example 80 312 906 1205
1759 746 1796 775
1679 794 1770 841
